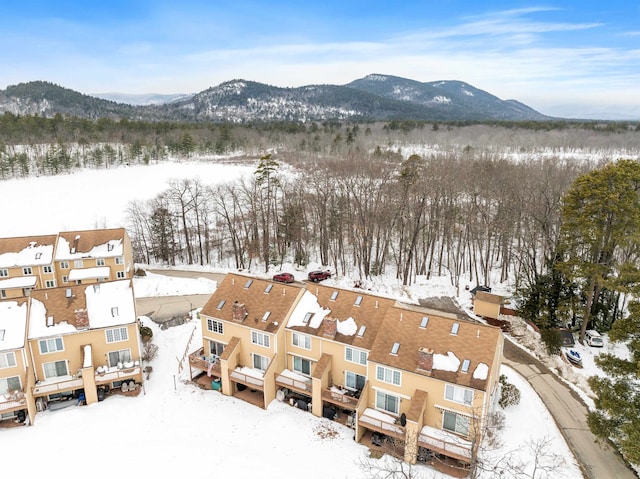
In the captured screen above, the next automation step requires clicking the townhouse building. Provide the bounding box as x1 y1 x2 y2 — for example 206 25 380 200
192 273 504 468
0 278 143 426
0 228 134 299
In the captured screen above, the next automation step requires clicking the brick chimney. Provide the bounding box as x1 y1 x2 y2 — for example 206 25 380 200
75 309 89 329
322 317 337 339
232 301 247 323
417 347 434 375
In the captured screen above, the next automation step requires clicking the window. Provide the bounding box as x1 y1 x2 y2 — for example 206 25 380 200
451 323 460 335
293 356 311 376
376 365 401 386
0 269 7 277
0 330 3 340
96 258 105 266
60 261 69 269
390 342 400 355
209 340 225 357
345 371 366 391
62 275 69 284
22 267 32 275
244 279 253 289
216 300 226 310
0 352 16 369
116 271 125 279
330 291 338 301
345 347 367 365
115 256 124 265
43 265 53 273
111 307 119 317
45 280 56 288
0 376 20 395
461 359 471 373
443 410 470 436
261 311 271 322
445 384 474 406
74 259 84 268
264 284 273 293
39 337 64 354
0 290 6 299
420 316 429 328
106 327 128 343
292 332 311 349
207 319 224 334
108 349 132 366
303 312 314 324
357 325 366 337
354 295 363 306
376 390 399 415
252 353 269 371
43 360 69 379
35 252 42 260
251 331 270 348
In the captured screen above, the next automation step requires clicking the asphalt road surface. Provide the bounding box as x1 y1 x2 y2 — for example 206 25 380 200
503 339 637 479
135 269 638 479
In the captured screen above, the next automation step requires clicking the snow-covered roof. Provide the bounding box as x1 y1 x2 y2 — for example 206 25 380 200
0 300 28 351
55 230 124 260
286 290 331 329
433 351 461 372
28 279 136 339
0 276 37 288
68 266 110 281
0 242 54 268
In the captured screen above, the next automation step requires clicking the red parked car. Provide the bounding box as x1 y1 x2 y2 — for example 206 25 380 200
308 270 331 282
273 272 295 283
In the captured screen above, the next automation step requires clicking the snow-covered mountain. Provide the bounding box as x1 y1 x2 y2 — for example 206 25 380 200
0 74 552 122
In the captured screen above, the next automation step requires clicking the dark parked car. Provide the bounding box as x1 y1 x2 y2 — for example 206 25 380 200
273 272 295 283
308 270 331 282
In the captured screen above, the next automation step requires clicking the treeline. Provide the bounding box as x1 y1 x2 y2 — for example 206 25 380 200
126 151 594 294
2 112 639 179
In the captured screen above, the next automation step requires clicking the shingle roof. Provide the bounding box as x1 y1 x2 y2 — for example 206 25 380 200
368 304 502 391
55 228 126 260
474 291 503 304
296 283 397 350
0 234 57 267
200 273 305 334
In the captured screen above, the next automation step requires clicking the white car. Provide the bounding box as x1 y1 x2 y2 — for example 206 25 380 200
585 329 604 347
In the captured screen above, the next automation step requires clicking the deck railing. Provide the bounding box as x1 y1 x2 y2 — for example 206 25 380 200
418 432 472 460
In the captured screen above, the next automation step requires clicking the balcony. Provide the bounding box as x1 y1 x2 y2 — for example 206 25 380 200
95 361 142 386
418 424 472 462
275 369 312 394
230 366 265 390
33 375 84 397
359 408 405 440
0 389 27 414
321 386 360 410
189 347 221 378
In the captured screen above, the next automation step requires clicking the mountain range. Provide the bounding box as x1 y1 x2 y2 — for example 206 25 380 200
0 74 551 122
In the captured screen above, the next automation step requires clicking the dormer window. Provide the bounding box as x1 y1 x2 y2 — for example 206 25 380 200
330 291 338 301
217 300 226 310
264 284 273 293
451 323 460 335
420 316 429 328
244 279 253 289
391 342 400 355
357 325 366 337
262 311 271 322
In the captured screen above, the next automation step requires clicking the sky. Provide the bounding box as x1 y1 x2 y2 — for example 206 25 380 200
0 268 584 479
1 1 639 119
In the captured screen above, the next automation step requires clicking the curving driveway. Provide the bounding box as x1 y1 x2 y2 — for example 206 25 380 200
503 340 637 479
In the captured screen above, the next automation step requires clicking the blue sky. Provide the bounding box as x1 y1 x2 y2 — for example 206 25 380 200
2 1 639 119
